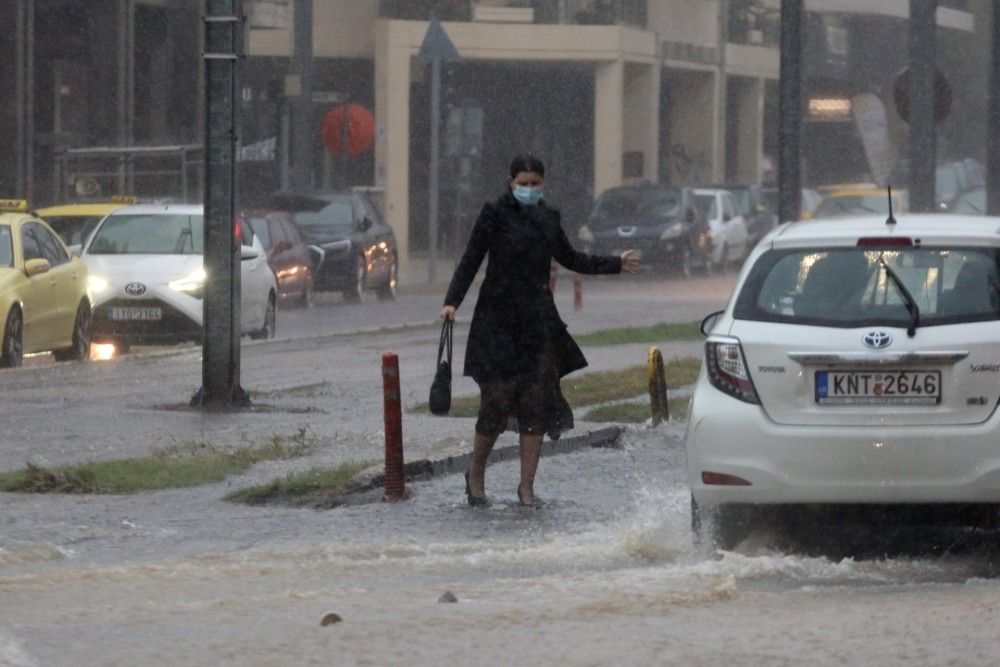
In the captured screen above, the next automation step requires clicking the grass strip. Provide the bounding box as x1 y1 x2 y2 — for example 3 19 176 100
224 461 374 506
574 322 702 346
581 397 692 424
409 356 702 418
0 429 316 495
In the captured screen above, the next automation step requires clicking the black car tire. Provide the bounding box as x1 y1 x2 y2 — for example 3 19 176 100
692 496 756 551
343 254 366 304
292 271 314 309
1 307 24 368
251 294 277 340
54 301 91 362
376 259 398 302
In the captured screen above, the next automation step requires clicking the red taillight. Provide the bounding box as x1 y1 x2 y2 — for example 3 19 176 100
705 337 760 404
701 471 752 486
857 237 912 247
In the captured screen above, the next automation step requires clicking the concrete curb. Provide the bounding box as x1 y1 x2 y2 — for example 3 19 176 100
334 426 624 507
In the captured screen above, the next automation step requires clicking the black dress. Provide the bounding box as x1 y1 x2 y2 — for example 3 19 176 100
444 192 622 435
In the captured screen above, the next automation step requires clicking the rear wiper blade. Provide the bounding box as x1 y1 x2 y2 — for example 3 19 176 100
879 254 920 337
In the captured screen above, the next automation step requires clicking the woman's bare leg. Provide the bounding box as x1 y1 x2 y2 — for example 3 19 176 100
518 434 543 504
468 431 497 497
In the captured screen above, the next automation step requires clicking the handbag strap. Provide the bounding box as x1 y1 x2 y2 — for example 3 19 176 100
437 319 453 366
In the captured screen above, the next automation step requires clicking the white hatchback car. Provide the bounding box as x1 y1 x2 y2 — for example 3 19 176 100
693 188 750 270
687 214 1000 548
82 204 277 351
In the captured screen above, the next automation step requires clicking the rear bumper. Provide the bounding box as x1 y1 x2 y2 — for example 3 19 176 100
686 380 1000 507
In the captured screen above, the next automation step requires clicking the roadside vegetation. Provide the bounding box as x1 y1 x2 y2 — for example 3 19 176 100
409 356 701 418
223 461 374 506
0 428 317 495
573 321 702 346
581 397 692 424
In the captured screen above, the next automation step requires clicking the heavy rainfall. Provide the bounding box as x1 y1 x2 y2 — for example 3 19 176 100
1 1 1000 665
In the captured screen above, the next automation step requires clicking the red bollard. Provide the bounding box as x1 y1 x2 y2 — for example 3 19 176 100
573 273 583 311
382 353 405 501
549 259 559 291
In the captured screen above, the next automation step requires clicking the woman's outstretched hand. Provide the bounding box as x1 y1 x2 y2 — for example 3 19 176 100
441 305 456 321
620 250 641 275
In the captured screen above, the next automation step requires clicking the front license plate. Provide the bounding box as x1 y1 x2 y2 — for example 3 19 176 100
815 370 941 405
109 307 162 321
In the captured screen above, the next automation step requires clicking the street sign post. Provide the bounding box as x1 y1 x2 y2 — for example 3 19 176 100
907 0 938 213
778 0 803 224
193 0 246 408
418 15 462 284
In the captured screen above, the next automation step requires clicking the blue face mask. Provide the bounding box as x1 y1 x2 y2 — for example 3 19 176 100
512 185 544 206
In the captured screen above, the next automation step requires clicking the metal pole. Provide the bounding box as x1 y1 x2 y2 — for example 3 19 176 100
14 0 26 198
908 0 937 213
194 0 246 408
291 0 313 192
340 97 351 191
428 56 441 284
987 2 1000 215
778 0 803 224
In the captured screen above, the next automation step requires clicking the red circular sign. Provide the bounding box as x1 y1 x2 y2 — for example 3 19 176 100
321 103 375 158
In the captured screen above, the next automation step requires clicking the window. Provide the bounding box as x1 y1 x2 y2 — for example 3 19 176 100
269 218 289 248
0 226 12 268
42 215 103 246
246 217 270 249
722 195 737 220
88 214 204 255
694 194 719 220
591 187 683 223
21 226 43 261
735 247 1000 327
282 219 302 245
33 224 70 265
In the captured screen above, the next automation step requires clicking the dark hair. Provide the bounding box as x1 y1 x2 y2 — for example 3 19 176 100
509 154 545 179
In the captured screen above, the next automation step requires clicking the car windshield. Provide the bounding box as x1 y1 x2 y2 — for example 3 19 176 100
42 215 103 246
87 214 204 255
727 189 752 215
693 194 718 219
735 247 1000 327
591 188 682 220
0 226 12 268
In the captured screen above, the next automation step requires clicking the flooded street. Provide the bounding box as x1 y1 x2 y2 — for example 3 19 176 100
3 423 999 666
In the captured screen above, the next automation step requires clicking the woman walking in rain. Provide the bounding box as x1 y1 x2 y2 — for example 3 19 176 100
441 154 641 507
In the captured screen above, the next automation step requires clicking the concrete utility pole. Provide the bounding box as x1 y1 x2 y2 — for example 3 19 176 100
987 2 1000 215
194 0 246 408
908 0 937 213
14 0 35 200
778 0 803 224
290 0 314 192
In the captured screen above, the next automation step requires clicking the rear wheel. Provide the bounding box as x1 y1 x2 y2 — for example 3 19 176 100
343 254 366 304
0 307 24 368
251 294 277 340
376 259 398 302
54 302 91 362
691 496 755 551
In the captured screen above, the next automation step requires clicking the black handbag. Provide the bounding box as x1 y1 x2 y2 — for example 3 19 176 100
429 319 453 415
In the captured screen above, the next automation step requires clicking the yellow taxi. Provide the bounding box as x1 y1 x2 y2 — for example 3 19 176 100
807 186 908 220
0 200 91 367
36 196 134 251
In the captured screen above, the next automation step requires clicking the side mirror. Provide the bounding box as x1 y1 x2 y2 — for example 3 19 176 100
24 258 51 277
700 310 724 336
358 217 373 232
240 247 260 261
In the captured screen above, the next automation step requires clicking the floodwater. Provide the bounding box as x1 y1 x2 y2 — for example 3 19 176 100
2 425 998 666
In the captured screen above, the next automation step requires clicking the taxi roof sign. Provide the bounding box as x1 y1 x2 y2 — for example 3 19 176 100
0 200 29 213
110 195 138 205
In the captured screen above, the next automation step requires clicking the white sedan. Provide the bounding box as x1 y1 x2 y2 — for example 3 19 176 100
693 188 750 270
82 204 277 351
687 214 1000 548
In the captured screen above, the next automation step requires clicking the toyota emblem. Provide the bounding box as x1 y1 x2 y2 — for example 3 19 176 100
125 282 147 297
862 330 892 350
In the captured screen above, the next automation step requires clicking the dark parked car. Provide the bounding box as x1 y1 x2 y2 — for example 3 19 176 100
577 183 711 276
240 210 314 308
708 184 776 247
269 192 398 302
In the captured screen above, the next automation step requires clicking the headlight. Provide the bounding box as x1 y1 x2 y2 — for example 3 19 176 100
168 268 207 294
578 225 594 243
87 275 109 293
660 222 684 240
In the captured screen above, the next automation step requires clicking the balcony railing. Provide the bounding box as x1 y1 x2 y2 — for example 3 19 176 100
378 1 647 28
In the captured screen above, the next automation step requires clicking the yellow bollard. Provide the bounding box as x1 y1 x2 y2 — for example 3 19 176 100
647 347 669 426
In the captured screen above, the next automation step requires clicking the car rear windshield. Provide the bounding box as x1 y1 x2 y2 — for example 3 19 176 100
0 226 12 267
87 214 204 255
734 247 1000 328
591 188 682 222
286 199 354 232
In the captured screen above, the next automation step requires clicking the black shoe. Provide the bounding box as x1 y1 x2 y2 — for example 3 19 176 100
465 471 489 507
517 483 539 508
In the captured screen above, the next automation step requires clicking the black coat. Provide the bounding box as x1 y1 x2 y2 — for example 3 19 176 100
445 193 622 383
